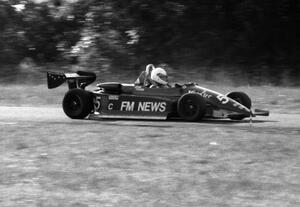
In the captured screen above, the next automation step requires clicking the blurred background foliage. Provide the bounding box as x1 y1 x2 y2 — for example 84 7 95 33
0 0 299 85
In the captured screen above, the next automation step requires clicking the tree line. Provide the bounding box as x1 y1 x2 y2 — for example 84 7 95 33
1 0 299 76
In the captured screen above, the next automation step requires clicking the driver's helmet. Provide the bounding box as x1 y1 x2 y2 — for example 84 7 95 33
150 67 168 85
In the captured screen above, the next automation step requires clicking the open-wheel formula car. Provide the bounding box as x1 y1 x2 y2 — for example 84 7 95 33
47 71 269 121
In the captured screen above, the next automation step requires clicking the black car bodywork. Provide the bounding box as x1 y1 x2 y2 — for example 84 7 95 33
47 71 269 121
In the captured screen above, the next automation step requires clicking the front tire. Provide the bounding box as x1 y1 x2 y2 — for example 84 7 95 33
177 93 206 121
62 89 93 119
226 91 252 120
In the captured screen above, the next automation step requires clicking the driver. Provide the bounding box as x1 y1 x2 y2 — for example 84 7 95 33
149 67 170 88
134 64 155 87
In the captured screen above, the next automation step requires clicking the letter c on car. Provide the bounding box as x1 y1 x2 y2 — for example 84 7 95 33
108 103 113 110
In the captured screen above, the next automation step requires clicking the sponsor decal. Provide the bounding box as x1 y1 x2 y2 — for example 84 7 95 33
108 95 119 100
94 96 101 111
189 90 212 99
120 101 166 112
135 86 145 91
233 102 248 110
120 101 135 111
199 90 213 99
108 103 114 110
137 102 166 112
216 94 229 104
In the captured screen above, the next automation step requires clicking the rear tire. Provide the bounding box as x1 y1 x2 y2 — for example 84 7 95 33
62 89 93 119
226 91 252 120
177 93 206 121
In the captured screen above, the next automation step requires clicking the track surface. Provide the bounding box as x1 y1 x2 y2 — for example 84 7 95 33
0 106 299 128
1 106 300 207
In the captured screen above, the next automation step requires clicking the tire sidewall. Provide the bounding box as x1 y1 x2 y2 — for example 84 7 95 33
63 89 93 119
226 91 252 109
177 93 206 121
226 91 252 120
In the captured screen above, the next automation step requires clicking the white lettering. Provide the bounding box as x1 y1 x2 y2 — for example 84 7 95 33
199 90 212 99
108 103 113 110
137 102 166 112
159 102 166 112
108 95 119 100
120 101 135 111
145 102 151 111
217 94 229 104
127 102 135 111
120 101 127 111
189 90 212 99
120 101 167 112
138 102 145 111
151 102 161 112
94 97 101 111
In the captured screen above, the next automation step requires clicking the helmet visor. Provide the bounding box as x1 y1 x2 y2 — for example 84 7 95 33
157 73 168 83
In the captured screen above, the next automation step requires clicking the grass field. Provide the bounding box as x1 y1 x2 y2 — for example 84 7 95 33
1 113 299 206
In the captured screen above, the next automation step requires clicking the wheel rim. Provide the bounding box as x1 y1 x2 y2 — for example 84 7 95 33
183 99 198 116
67 95 82 113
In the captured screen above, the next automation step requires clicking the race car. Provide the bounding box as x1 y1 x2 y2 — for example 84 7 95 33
47 71 269 121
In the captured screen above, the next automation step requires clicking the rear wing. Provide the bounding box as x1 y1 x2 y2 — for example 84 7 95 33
47 71 96 89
